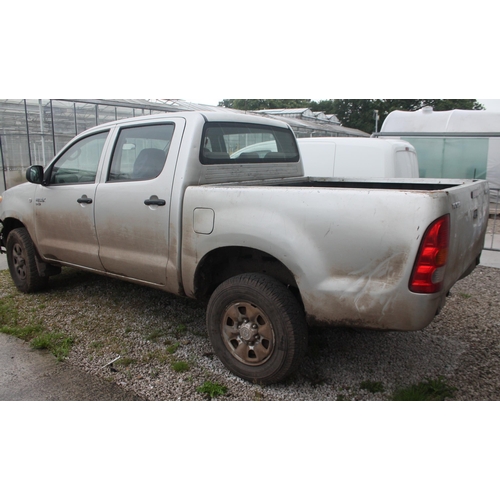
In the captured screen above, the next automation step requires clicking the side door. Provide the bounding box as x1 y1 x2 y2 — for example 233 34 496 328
94 119 185 285
34 130 111 270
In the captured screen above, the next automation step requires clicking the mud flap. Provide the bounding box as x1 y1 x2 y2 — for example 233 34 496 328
35 254 61 277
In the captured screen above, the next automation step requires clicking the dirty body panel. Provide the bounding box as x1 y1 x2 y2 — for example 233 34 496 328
182 179 488 331
0 110 489 334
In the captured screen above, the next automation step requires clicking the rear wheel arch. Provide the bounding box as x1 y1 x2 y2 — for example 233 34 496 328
193 246 303 304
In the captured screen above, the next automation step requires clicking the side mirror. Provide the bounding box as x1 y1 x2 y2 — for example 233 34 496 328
26 165 44 185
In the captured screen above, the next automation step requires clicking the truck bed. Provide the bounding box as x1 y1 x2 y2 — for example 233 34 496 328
182 177 489 331
220 176 473 191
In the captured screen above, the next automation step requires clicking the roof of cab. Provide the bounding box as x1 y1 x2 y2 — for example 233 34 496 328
83 110 292 133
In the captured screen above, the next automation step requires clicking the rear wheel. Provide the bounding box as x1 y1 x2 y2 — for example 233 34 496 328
206 273 308 384
6 228 49 293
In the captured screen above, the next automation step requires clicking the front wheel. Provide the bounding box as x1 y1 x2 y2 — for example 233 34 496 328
206 273 308 384
6 228 49 293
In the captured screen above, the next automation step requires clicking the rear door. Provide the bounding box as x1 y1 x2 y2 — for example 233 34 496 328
94 118 185 285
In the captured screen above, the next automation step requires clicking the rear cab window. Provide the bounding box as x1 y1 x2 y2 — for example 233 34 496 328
200 122 299 165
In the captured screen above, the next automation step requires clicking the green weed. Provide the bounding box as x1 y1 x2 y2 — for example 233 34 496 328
197 381 228 399
171 361 190 373
360 380 385 394
392 377 456 401
115 357 135 368
146 328 166 341
30 332 74 361
166 342 180 355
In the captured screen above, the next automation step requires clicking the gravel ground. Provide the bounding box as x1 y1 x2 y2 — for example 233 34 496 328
1 264 499 401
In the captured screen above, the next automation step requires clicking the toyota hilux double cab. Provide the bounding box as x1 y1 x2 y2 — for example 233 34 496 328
0 111 489 383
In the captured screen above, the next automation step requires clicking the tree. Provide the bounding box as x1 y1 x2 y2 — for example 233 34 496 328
218 99 485 134
218 99 312 110
309 100 337 114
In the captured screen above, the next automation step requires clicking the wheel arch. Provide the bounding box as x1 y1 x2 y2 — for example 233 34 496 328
193 246 303 305
1 217 26 248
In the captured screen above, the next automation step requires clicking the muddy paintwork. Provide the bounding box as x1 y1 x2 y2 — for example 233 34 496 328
0 111 489 332
181 181 488 330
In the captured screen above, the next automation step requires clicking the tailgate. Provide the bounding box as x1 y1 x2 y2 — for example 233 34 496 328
445 180 489 290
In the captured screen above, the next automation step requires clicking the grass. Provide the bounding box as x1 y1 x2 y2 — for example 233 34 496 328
171 360 190 373
166 342 180 355
0 290 73 361
115 357 135 368
30 332 74 361
197 381 228 399
392 377 457 401
360 380 385 394
146 328 167 341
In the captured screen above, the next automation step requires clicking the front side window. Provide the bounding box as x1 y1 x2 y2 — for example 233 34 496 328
50 131 109 184
108 124 174 182
200 122 299 164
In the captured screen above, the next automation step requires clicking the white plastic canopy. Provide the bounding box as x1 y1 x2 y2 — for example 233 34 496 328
380 107 500 190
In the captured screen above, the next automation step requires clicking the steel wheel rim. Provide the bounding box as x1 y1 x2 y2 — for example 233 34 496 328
222 301 275 366
12 243 27 280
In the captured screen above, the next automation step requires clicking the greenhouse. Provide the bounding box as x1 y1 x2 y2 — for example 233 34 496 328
0 99 205 191
0 99 367 192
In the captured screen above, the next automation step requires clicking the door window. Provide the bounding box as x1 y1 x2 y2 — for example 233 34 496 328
108 124 175 182
50 131 109 184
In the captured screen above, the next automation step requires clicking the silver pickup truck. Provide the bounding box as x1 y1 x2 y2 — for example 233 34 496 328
0 111 489 384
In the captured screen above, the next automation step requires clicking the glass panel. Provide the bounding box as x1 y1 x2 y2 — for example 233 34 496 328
98 105 117 125
50 131 109 185
108 124 174 182
55 135 76 157
75 102 98 134
51 100 77 135
116 107 135 121
0 100 27 134
1 134 31 188
29 135 55 166
405 137 489 179
201 123 300 164
442 138 488 180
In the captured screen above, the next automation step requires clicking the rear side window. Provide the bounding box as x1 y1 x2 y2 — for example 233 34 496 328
108 124 174 182
200 122 299 164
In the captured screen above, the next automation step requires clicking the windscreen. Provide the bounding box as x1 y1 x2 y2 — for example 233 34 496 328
200 122 300 165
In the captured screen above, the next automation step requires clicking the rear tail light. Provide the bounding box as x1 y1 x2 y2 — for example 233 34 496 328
409 215 450 294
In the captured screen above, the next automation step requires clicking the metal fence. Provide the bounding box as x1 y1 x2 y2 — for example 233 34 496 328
486 188 500 252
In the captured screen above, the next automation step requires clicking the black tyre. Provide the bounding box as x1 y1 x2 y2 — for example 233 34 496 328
6 228 49 293
206 273 308 384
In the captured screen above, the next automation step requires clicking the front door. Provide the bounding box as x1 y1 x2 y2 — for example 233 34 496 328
34 130 110 270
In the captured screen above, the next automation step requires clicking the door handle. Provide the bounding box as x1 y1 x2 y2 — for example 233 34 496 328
144 198 166 207
77 196 93 204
